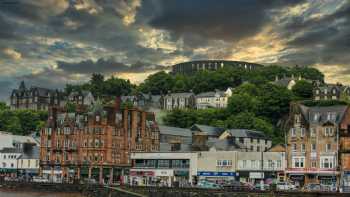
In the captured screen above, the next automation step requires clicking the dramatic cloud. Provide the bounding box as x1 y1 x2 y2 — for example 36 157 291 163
0 0 349 101
56 58 167 74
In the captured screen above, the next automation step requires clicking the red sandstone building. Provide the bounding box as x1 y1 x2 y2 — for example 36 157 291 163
39 99 160 184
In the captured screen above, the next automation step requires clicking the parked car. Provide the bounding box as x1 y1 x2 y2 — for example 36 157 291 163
303 183 321 192
197 180 222 189
32 176 49 183
276 182 296 191
80 178 97 184
254 183 270 191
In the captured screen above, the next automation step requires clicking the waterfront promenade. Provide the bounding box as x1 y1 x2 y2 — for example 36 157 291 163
0 181 349 197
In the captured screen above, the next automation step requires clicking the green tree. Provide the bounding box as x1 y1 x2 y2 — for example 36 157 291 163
257 83 293 123
104 76 134 96
0 102 9 110
138 71 175 94
227 93 260 114
89 73 105 97
292 80 313 99
224 112 274 137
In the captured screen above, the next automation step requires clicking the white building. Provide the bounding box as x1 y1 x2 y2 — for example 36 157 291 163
0 132 40 177
195 88 233 109
196 150 238 184
236 152 286 184
130 152 198 186
219 129 272 152
162 92 195 110
0 148 21 175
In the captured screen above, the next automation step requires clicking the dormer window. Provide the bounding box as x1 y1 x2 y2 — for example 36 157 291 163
315 89 320 95
96 115 100 122
332 89 337 94
324 89 328 94
313 113 319 121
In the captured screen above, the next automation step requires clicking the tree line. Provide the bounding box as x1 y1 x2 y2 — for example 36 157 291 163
0 103 47 136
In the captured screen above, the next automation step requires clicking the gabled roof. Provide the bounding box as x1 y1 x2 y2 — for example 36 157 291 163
159 125 192 137
190 124 225 137
30 86 54 96
298 104 348 124
196 90 226 98
226 129 269 140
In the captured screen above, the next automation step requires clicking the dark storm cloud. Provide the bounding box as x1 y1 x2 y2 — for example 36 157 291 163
56 58 167 74
280 1 350 67
0 80 15 101
144 0 305 44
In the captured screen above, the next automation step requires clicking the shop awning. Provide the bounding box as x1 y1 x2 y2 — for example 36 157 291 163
0 168 17 173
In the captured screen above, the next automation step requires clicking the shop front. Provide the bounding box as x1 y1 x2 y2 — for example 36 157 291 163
130 169 175 186
341 171 350 192
197 171 236 185
318 174 337 190
289 174 305 188
130 169 155 186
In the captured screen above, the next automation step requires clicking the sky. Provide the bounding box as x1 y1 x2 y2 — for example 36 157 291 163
0 0 349 101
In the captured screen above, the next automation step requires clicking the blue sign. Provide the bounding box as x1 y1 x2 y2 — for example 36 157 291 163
197 171 236 177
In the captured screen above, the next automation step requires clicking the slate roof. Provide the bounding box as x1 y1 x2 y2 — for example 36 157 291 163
164 92 194 98
207 138 241 151
0 132 39 150
299 104 348 124
190 124 225 137
159 125 192 137
226 129 269 140
196 91 226 98
18 146 40 160
159 142 191 152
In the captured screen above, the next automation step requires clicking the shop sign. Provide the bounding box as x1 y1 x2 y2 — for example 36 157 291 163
130 170 155 177
197 171 236 177
249 172 264 179
155 170 174 177
174 170 189 176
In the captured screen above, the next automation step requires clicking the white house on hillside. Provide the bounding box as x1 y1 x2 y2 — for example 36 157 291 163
196 88 233 109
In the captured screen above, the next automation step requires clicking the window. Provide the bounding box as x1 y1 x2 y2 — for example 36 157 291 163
326 144 331 152
292 144 297 152
310 128 316 137
292 157 305 168
158 160 170 168
291 128 296 137
313 113 319 121
217 160 232 167
300 128 305 137
294 115 301 124
301 144 306 152
311 144 316 152
311 161 317 168
243 160 247 168
268 160 273 168
324 127 334 136
320 156 335 169
277 160 282 168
